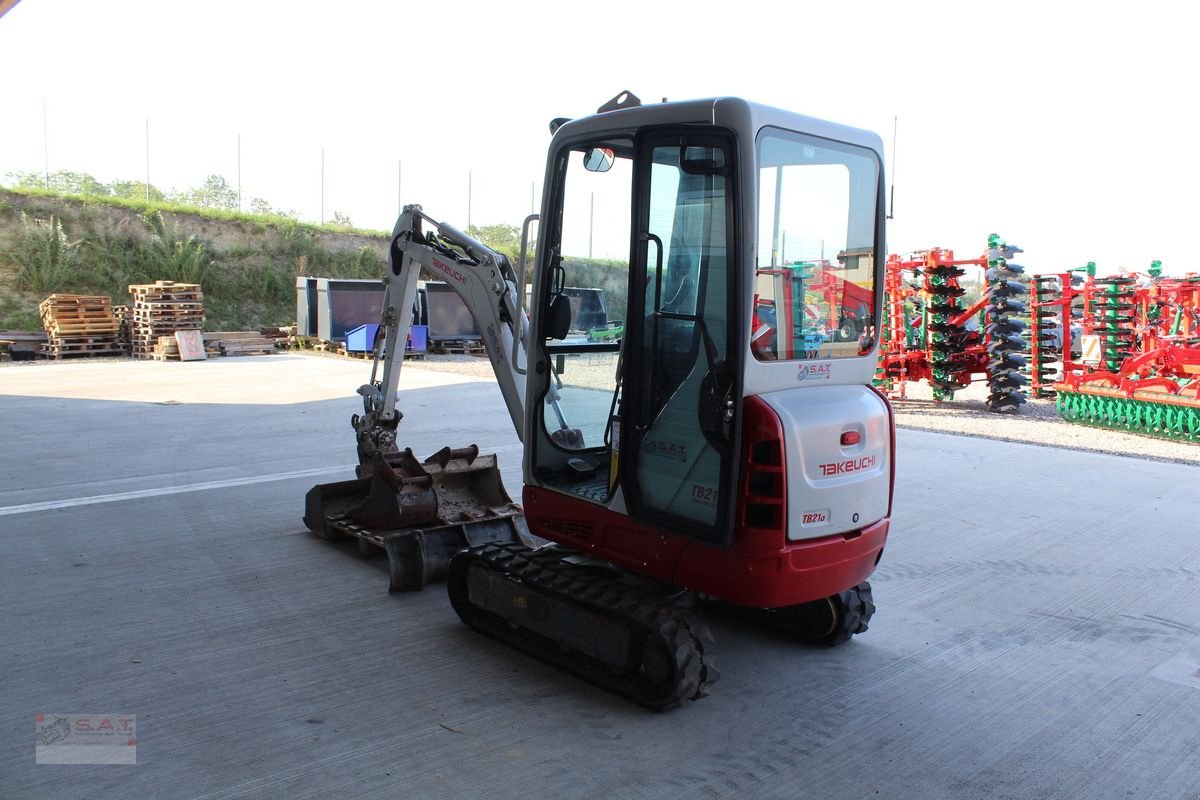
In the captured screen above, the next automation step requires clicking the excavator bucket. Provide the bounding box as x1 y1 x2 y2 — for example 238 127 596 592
304 445 527 592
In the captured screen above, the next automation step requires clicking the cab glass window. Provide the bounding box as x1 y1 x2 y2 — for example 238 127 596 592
753 129 879 361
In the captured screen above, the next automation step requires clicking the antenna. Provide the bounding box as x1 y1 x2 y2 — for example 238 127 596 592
886 116 898 220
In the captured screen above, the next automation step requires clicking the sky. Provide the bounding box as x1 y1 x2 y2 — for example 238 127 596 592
0 0 1196 276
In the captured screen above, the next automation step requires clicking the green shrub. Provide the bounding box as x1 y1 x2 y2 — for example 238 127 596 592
0 294 42 329
143 211 217 287
12 212 80 293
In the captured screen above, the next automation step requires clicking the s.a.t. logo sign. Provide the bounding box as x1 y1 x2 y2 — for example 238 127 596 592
797 362 832 381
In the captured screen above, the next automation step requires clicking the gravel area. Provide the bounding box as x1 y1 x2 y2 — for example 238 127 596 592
886 379 1200 466
407 354 1200 467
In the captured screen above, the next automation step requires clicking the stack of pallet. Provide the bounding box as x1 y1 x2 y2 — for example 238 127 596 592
38 294 125 359
114 304 132 354
129 281 204 359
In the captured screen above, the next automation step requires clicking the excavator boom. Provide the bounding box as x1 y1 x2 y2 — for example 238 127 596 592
304 206 538 591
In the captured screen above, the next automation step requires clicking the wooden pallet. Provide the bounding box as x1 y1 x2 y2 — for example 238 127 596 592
39 294 114 312
42 341 126 357
131 312 204 321
130 315 204 324
39 295 121 355
47 334 121 345
129 281 202 299
133 322 203 331
432 341 486 355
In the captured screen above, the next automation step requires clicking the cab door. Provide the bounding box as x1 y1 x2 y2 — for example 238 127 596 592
621 131 740 545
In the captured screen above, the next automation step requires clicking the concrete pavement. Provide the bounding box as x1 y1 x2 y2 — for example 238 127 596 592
1 354 1198 799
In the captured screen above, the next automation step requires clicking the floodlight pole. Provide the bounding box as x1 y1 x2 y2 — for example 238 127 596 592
145 118 151 203
42 98 49 190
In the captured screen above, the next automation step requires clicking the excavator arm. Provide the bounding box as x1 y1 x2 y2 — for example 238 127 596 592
304 204 539 591
352 204 531 467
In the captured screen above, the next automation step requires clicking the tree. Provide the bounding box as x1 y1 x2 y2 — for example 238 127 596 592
468 223 522 261
5 170 48 190
5 169 109 196
109 180 166 202
248 197 297 219
469 223 520 249
171 174 239 210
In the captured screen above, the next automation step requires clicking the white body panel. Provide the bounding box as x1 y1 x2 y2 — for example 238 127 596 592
758 385 890 541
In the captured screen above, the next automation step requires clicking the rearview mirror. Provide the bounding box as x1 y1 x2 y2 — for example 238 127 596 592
582 147 615 173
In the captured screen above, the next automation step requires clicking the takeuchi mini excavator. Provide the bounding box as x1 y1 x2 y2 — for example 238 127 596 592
304 93 895 710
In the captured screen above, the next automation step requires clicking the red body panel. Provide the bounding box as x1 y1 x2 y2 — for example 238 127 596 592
523 486 889 609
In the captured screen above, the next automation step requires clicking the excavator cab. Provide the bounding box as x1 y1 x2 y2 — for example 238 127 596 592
521 97 892 612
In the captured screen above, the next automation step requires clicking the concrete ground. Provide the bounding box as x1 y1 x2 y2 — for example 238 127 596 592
2 354 1199 799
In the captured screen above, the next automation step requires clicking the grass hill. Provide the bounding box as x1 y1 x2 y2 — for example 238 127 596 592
0 188 390 331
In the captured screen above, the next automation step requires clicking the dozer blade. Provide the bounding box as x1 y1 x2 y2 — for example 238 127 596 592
304 445 527 592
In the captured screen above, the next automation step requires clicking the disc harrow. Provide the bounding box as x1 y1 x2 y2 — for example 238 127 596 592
984 236 1028 413
927 262 969 401
877 234 1030 413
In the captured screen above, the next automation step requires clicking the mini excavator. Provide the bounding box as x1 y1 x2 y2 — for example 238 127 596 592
305 93 895 709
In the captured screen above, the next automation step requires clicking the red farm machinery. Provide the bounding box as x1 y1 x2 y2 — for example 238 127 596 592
1031 261 1200 440
877 235 1029 413
877 236 1200 441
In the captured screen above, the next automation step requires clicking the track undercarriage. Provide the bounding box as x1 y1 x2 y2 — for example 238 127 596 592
448 542 874 710
304 445 875 710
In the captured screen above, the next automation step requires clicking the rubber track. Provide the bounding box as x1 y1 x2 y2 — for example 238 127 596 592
715 581 875 646
447 542 719 711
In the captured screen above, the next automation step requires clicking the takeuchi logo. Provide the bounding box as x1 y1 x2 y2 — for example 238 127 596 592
818 455 876 476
